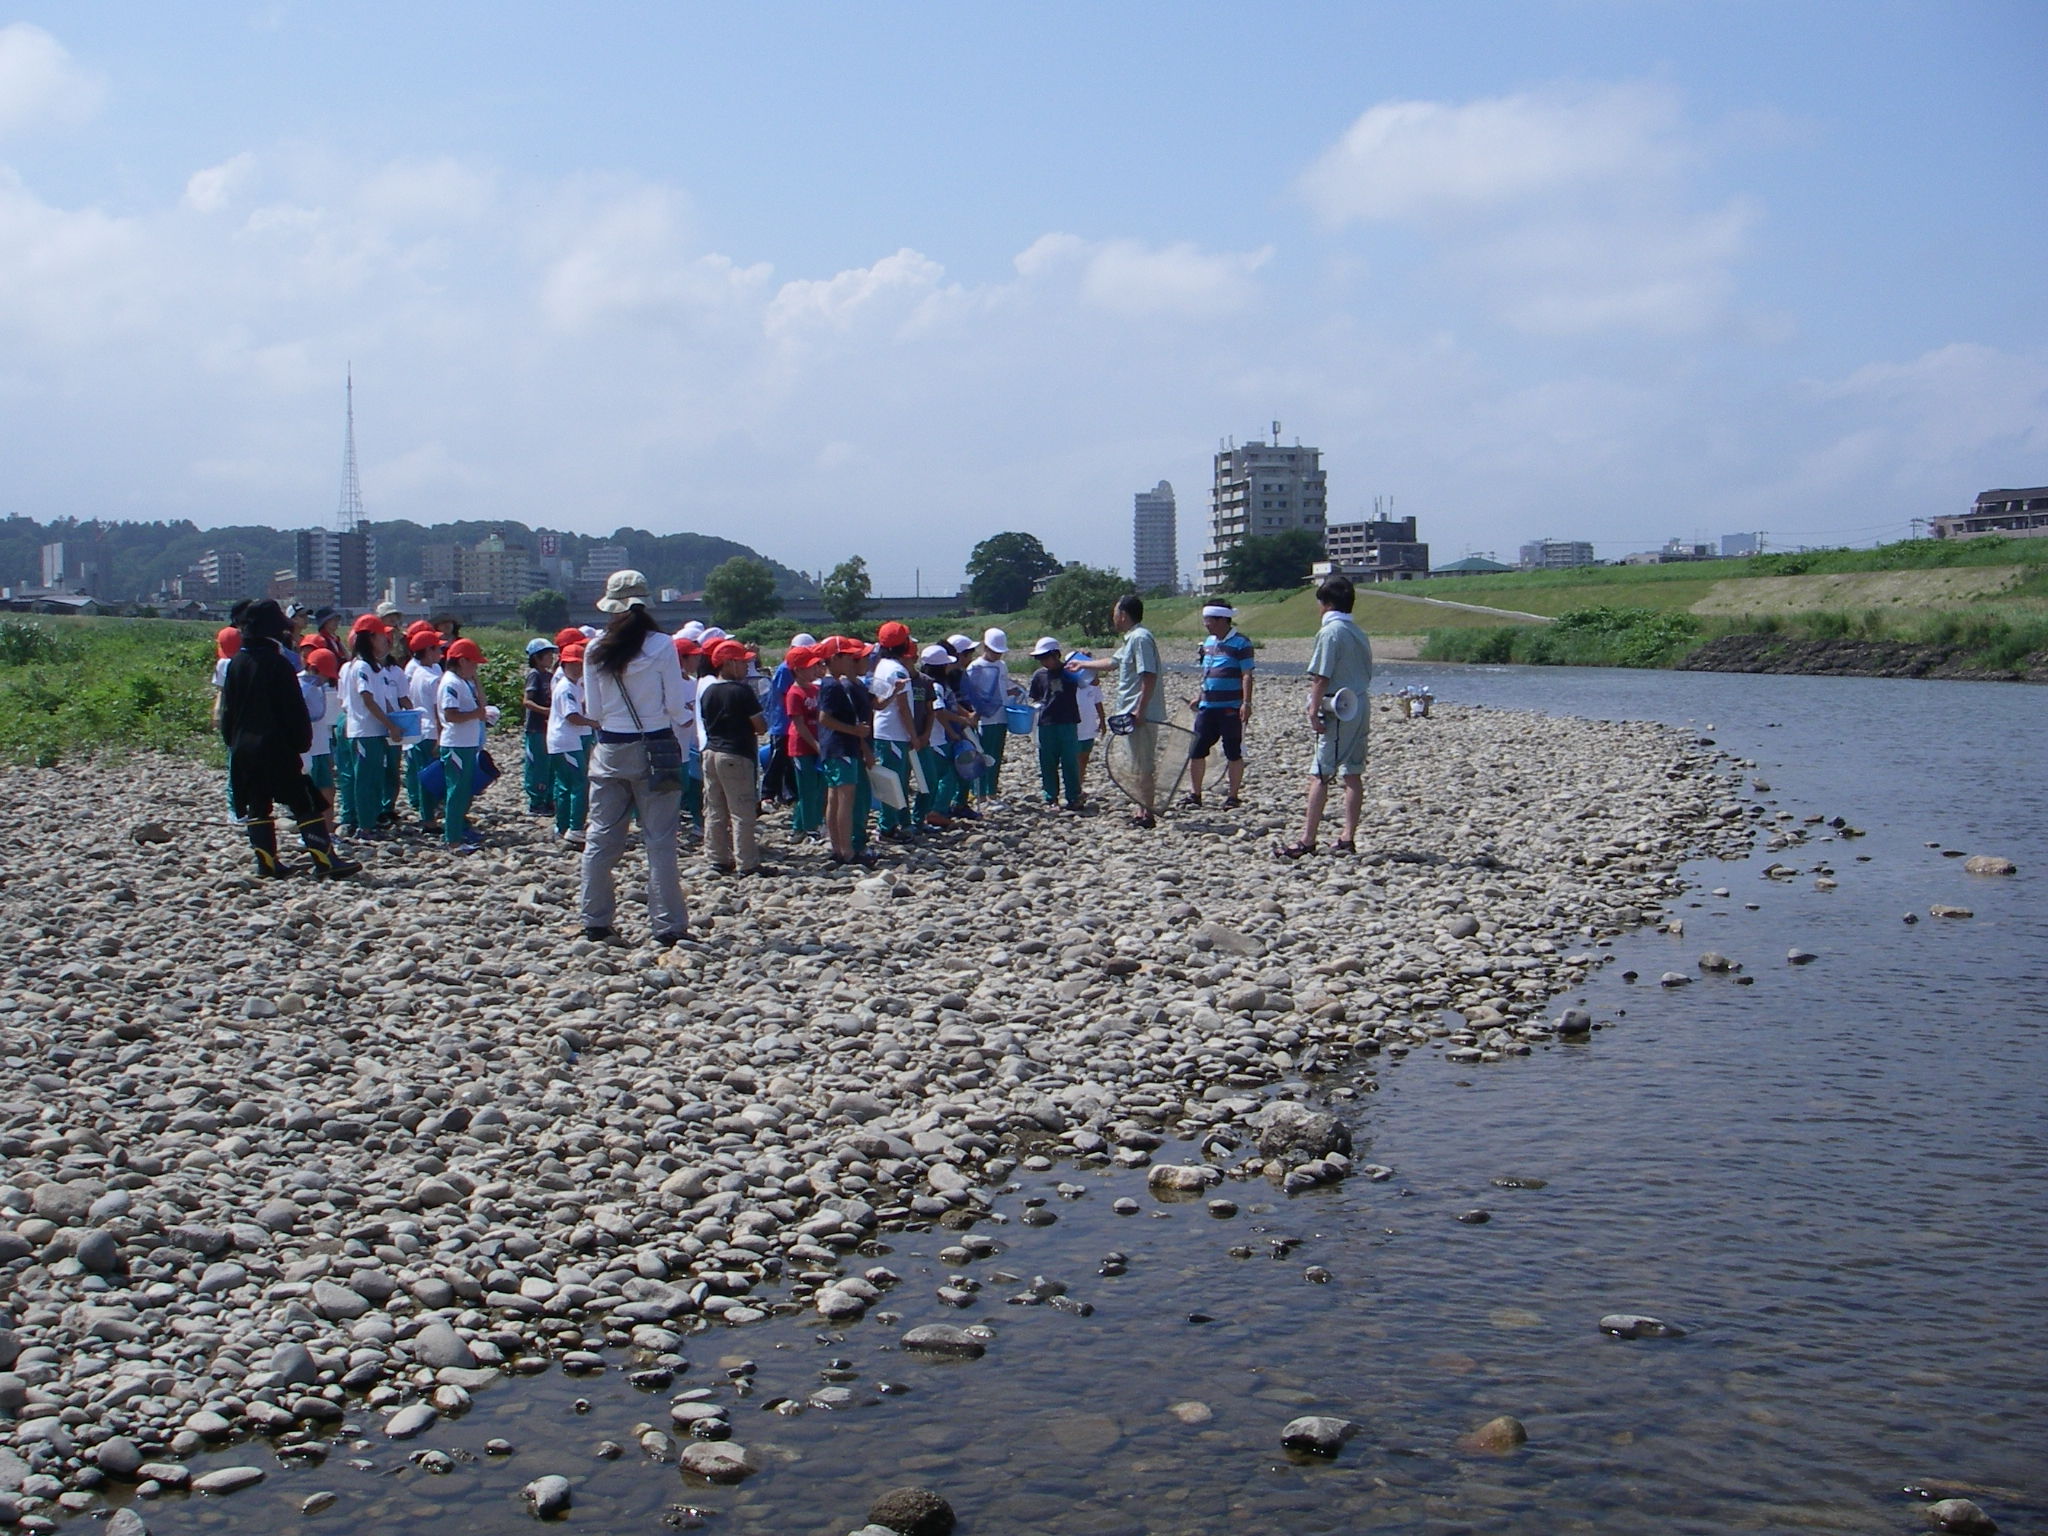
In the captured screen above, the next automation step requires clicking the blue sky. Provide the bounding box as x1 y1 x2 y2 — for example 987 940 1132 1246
2 2 2042 592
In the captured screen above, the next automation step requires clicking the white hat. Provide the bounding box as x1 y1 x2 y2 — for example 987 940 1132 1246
1201 603 1236 619
982 627 1010 654
700 626 727 642
579 625 600 639
919 643 954 668
679 620 706 641
946 632 977 655
1031 635 1061 657
791 632 818 648
596 570 651 613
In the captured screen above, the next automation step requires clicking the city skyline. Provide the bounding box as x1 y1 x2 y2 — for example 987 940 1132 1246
0 4 2042 594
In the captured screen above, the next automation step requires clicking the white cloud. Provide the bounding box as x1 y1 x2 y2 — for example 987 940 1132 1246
0 23 104 139
765 248 950 336
1300 82 1751 336
1300 82 1686 225
537 184 770 333
185 153 257 214
1014 232 1269 317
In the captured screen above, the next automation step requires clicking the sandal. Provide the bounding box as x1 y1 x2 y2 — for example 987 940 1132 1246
1132 810 1157 829
1276 839 1316 859
1331 839 1355 854
1179 792 1203 809
1222 794 1240 810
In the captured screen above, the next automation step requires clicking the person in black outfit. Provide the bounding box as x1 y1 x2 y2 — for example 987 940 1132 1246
219 599 362 880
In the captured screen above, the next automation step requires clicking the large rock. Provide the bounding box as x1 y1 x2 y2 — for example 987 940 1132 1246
310 1280 371 1321
1926 1498 1997 1534
192 1466 266 1496
1962 855 2016 876
1456 1415 1528 1454
383 1403 437 1439
523 1475 573 1518
1252 1100 1353 1161
679 1442 755 1483
1146 1163 1222 1194
1280 1415 1360 1457
410 1321 475 1370
868 1484 957 1536
900 1324 985 1359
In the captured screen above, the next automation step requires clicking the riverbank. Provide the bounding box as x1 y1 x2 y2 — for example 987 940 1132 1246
0 679 1751 1517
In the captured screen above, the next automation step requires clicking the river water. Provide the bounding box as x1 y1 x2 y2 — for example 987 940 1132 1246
160 664 2045 1536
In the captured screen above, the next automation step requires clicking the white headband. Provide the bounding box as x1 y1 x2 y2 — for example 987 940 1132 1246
1201 604 1235 619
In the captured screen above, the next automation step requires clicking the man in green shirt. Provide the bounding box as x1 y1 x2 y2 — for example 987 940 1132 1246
1281 574 1373 858
1073 593 1164 826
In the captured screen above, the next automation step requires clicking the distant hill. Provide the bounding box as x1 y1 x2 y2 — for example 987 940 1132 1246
0 516 811 601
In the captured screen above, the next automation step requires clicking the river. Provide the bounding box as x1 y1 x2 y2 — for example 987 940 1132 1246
157 663 2046 1535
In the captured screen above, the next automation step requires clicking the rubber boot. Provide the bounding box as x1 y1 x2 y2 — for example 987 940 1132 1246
247 819 289 879
299 818 363 879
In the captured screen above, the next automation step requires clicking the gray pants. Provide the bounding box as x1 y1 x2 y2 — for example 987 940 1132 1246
702 748 759 872
579 740 687 938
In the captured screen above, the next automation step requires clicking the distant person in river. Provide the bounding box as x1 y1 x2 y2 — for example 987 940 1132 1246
1279 573 1373 859
218 599 360 880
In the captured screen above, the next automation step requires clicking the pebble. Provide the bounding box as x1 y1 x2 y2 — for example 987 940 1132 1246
1455 1414 1529 1453
1961 855 2016 876
1929 904 1974 919
1925 1497 1998 1534
679 1442 755 1483
900 1325 986 1359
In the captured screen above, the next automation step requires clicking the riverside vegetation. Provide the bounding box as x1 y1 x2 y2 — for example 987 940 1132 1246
0 680 1758 1522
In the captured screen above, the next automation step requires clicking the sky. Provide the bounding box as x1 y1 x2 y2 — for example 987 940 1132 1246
2 2 2044 594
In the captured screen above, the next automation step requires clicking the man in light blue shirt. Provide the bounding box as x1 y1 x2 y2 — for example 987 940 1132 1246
1072 593 1164 826
1281 574 1373 858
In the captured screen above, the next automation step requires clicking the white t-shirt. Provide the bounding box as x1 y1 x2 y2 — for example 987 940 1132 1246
340 657 388 738
438 672 485 750
301 678 334 766
211 657 230 691
405 660 444 739
1076 677 1105 743
546 674 591 755
870 658 914 743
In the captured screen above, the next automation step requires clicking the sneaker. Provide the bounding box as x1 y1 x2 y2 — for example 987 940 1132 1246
1222 794 1240 810
582 925 616 942
561 830 586 847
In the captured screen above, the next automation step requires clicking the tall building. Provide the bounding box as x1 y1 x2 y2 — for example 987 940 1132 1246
197 548 247 596
40 536 109 596
457 532 536 603
1132 481 1177 592
296 528 377 608
1720 532 1760 558
1517 538 1597 570
1203 423 1327 591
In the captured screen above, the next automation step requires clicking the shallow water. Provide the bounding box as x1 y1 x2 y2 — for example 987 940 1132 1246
155 664 2046 1535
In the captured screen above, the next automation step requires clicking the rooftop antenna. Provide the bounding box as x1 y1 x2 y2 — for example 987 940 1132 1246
1271 419 1281 443
336 366 363 533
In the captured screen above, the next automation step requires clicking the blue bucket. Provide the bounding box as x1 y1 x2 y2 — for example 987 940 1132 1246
418 748 501 798
1005 702 1035 735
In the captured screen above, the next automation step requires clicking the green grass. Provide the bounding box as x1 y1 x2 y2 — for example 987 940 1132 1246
1422 604 2048 676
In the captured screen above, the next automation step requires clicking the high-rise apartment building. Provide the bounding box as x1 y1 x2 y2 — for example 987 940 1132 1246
1132 482 1176 592
457 532 536 603
296 528 377 608
197 548 247 596
1322 516 1430 581
1203 423 1327 591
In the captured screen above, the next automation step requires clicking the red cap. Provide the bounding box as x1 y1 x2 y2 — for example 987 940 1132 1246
410 630 444 652
828 635 871 659
554 627 584 651
444 638 484 664
297 633 322 649
673 635 701 658
876 621 912 651
303 648 340 679
215 626 242 658
350 613 392 638
709 638 751 668
560 643 586 665
785 644 818 669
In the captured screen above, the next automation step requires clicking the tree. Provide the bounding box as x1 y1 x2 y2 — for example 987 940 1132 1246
518 588 571 633
1221 530 1324 593
967 531 1062 613
703 557 780 629
1035 564 1127 639
819 556 873 629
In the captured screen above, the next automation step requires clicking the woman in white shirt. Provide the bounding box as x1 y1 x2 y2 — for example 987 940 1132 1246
578 571 694 945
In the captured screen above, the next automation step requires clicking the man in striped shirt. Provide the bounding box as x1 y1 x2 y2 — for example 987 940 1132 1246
1184 603 1255 808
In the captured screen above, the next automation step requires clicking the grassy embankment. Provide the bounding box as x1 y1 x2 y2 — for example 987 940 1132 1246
1416 537 2048 674
0 617 532 764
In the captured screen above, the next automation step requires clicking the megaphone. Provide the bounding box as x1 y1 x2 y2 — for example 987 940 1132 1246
1322 687 1361 724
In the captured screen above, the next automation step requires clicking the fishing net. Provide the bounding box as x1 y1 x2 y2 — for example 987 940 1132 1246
1098 717 1195 811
